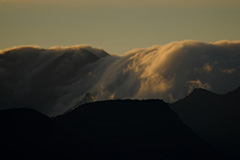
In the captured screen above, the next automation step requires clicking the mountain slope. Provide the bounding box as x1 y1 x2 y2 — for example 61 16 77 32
0 100 232 160
170 87 240 159
55 100 230 159
0 108 93 160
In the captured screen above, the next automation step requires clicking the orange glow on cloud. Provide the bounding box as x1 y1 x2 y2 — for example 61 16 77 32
0 40 240 115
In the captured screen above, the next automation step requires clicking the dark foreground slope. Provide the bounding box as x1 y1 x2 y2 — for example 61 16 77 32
0 108 87 160
171 87 240 159
0 100 231 160
55 100 230 159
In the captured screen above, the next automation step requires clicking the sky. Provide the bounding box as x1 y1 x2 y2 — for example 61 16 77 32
0 0 240 54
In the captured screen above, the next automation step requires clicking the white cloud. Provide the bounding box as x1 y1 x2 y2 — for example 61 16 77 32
0 40 240 116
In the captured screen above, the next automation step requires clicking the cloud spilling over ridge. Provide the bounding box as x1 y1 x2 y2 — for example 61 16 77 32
0 40 240 116
92 40 240 101
0 45 110 115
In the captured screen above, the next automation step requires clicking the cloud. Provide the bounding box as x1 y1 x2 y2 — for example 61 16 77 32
0 40 240 116
222 68 236 74
203 63 213 73
0 45 110 115
93 40 240 102
186 80 211 94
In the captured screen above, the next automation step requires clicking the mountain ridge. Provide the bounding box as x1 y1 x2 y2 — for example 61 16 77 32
0 100 232 160
170 86 240 159
1 40 240 116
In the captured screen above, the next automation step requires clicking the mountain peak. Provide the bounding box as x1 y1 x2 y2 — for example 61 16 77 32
54 99 230 159
81 92 96 104
171 86 240 159
65 93 96 114
189 88 215 97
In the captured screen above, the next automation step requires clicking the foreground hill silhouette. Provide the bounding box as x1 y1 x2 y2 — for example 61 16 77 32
171 87 240 159
0 100 231 160
0 108 83 160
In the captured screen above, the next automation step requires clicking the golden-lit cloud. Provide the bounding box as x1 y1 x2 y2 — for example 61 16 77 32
203 63 213 73
0 40 240 115
186 80 211 94
222 68 236 74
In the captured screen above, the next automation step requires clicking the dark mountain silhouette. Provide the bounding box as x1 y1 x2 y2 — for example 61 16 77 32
54 100 230 159
0 108 85 160
67 92 96 113
171 87 240 159
0 100 231 160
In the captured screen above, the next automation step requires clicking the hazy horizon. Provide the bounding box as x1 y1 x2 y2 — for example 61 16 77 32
1 0 240 54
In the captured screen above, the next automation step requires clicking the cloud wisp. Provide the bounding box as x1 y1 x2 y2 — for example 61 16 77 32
1 40 240 115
